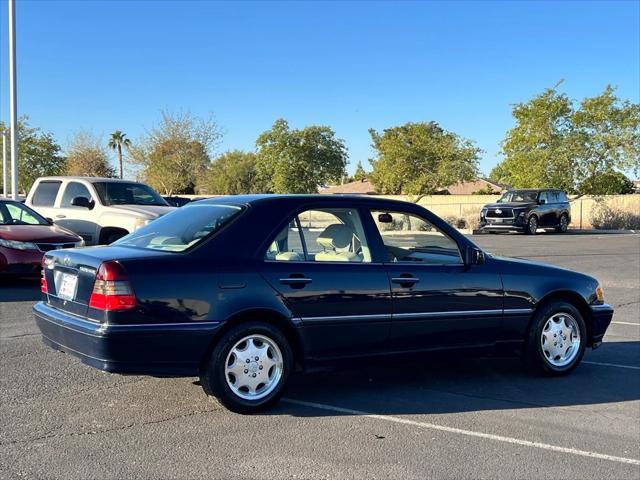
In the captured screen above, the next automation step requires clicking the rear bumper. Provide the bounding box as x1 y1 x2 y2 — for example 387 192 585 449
590 303 614 346
34 302 220 376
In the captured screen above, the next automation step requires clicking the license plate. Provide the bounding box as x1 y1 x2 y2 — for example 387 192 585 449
58 273 78 301
491 218 503 223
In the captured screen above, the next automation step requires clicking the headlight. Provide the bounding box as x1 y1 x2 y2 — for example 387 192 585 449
133 218 151 230
480 209 487 218
0 239 39 250
595 285 605 303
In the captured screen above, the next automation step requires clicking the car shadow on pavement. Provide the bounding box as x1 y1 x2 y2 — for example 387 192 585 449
0 277 41 302
270 342 640 417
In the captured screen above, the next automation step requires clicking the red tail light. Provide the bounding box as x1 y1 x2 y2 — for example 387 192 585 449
89 261 136 311
40 256 49 294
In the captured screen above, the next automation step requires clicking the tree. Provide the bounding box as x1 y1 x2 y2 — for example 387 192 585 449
490 86 576 191
0 117 66 193
255 119 347 194
129 111 221 195
65 131 115 177
200 150 266 195
368 122 480 195
577 170 634 195
491 84 640 192
353 161 368 181
108 130 131 179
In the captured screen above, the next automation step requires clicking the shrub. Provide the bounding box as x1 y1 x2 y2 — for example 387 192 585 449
443 215 467 229
590 204 640 230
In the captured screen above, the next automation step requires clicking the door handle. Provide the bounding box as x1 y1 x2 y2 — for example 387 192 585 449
55 214 66 219
391 275 419 286
279 277 312 287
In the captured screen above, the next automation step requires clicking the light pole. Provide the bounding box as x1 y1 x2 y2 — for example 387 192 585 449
2 131 7 197
8 0 19 200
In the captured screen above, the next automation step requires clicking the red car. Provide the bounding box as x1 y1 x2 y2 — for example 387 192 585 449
0 199 83 276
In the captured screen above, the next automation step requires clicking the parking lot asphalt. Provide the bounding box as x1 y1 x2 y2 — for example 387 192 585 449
1 232 638 479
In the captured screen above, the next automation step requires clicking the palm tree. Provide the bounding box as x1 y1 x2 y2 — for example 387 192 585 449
108 130 131 179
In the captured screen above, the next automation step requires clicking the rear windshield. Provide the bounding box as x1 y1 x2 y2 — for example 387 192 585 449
114 204 243 252
93 182 167 206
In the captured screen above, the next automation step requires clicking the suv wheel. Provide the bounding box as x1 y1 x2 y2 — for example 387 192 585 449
555 214 569 233
526 215 538 235
200 322 293 413
524 301 586 375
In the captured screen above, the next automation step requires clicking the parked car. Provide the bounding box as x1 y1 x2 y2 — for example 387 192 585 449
163 196 192 207
0 199 83 276
34 195 612 413
479 189 571 234
25 177 176 245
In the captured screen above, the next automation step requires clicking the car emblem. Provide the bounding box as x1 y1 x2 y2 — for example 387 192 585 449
495 209 502 214
63 255 71 266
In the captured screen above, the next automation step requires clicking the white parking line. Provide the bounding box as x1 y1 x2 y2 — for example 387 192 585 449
282 398 640 466
611 321 640 326
583 361 640 371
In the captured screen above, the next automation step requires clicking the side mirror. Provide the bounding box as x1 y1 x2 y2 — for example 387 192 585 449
538 199 546 205
465 246 485 266
45 217 54 225
378 213 393 223
71 196 93 209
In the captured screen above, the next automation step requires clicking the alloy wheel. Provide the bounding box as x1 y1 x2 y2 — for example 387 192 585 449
540 312 581 367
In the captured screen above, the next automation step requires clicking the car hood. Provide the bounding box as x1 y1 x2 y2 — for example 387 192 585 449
110 204 176 218
0 224 81 243
484 202 536 209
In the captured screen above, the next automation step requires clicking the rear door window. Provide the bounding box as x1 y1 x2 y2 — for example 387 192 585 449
32 181 62 207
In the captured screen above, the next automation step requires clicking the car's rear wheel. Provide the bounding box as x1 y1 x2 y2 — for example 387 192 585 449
524 301 586 375
200 322 292 413
555 213 569 233
525 215 538 235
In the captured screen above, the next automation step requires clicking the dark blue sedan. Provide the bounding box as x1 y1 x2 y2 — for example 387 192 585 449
34 195 614 413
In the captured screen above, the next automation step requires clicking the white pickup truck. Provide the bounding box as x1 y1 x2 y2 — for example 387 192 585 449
25 177 176 245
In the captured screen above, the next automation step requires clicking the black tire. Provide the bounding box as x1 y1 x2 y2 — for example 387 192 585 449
555 213 569 233
524 301 586 376
525 215 538 235
200 322 293 414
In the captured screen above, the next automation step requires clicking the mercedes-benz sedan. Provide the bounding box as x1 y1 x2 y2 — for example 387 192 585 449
34 195 613 413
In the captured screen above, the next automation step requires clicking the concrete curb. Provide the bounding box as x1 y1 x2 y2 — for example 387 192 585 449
468 228 639 235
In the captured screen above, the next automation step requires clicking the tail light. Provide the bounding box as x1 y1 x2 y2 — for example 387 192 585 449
40 256 49 294
89 261 136 311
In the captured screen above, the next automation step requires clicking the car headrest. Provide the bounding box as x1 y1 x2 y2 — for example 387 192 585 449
317 224 354 250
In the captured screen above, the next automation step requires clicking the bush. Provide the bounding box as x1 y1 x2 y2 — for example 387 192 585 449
443 215 467 229
590 204 640 230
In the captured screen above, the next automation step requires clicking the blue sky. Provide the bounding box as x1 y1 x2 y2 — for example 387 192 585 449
0 0 638 177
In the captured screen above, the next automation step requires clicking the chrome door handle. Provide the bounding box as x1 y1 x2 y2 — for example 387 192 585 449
391 276 419 285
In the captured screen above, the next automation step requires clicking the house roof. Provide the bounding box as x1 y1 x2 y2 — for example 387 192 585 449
320 179 377 195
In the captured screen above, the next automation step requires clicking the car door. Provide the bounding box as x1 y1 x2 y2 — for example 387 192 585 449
368 208 503 352
54 181 99 244
260 207 392 359
537 191 554 226
27 180 62 220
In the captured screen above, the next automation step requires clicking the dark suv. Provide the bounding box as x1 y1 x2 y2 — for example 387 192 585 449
479 189 571 235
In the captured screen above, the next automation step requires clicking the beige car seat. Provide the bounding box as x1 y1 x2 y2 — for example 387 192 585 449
266 225 303 261
315 224 361 262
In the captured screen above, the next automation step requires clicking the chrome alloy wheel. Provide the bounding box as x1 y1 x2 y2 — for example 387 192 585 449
559 215 568 232
528 216 538 234
225 334 283 400
540 313 581 367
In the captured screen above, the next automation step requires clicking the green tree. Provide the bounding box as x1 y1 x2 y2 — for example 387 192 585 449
368 122 480 195
255 119 347 193
577 170 634 195
490 86 576 191
200 150 266 194
108 130 131 179
0 117 66 194
353 161 368 181
129 111 221 195
491 85 639 192
65 131 115 178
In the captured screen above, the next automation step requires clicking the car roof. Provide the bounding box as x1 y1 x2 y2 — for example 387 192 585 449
35 176 141 183
196 194 417 208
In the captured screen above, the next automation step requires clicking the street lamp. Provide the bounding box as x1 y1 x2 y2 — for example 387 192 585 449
8 0 19 199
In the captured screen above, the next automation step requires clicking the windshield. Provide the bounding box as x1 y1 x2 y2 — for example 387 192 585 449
114 204 243 252
0 201 49 226
93 182 168 206
498 190 539 203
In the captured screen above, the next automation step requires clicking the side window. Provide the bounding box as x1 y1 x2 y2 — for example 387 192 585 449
5 203 40 224
31 181 61 207
370 210 462 265
539 192 549 203
265 208 371 263
60 182 93 208
559 191 568 202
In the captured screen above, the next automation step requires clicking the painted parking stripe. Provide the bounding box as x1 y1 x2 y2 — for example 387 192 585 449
282 398 640 466
611 321 640 326
583 361 640 371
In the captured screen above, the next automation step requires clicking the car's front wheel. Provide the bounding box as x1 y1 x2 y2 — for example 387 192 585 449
524 301 586 375
200 322 292 413
525 215 538 235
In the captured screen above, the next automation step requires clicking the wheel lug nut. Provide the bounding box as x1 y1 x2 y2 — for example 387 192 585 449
259 365 263 370
252 373 257 377
255 356 259 361
246 359 250 363
244 369 248 374
554 342 557 346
